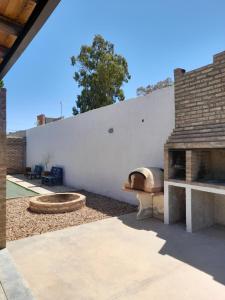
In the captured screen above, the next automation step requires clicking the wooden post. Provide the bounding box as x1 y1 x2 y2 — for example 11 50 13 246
0 88 6 249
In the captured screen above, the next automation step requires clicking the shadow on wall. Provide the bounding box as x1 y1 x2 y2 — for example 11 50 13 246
118 213 225 286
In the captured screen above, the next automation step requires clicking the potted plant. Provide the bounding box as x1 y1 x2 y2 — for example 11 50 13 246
42 153 51 176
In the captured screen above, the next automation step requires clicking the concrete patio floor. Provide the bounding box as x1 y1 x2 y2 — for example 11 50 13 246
0 249 34 300
7 213 225 300
0 283 6 300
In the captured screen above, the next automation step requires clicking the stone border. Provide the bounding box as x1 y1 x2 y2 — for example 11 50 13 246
7 175 54 195
7 175 77 196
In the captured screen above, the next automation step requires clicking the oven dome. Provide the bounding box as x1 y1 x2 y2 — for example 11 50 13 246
124 167 164 193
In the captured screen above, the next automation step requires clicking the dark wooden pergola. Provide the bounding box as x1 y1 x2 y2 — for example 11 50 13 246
0 0 60 249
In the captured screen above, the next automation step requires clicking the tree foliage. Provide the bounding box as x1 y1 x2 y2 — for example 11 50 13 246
71 35 131 115
136 77 173 96
0 80 4 89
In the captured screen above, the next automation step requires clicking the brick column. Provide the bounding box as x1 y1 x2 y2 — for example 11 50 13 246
164 148 174 180
186 150 192 182
0 88 6 249
164 148 169 180
174 68 186 80
186 150 202 183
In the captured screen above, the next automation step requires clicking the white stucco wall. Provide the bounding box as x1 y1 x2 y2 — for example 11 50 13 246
26 86 175 204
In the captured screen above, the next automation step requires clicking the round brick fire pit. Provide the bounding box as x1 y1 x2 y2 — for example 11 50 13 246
29 193 86 214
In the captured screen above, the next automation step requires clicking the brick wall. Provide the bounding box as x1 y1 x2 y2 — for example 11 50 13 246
7 137 26 174
0 89 6 249
186 150 203 182
167 50 225 145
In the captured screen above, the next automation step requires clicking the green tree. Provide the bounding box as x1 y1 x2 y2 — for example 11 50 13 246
71 35 131 115
136 77 173 96
0 80 4 88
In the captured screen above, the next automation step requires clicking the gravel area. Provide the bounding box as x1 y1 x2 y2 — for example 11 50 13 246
7 191 136 241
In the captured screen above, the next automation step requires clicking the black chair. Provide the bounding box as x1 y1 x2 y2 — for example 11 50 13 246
27 165 43 180
41 167 63 186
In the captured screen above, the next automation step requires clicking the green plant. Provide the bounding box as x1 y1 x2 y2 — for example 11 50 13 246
71 35 131 115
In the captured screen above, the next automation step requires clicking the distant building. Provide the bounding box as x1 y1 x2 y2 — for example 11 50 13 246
37 114 63 126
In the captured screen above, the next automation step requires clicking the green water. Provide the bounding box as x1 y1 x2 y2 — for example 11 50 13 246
6 180 38 199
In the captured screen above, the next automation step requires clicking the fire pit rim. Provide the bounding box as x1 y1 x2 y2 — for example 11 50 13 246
29 192 86 214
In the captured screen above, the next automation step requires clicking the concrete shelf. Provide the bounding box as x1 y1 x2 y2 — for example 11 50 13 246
165 180 225 233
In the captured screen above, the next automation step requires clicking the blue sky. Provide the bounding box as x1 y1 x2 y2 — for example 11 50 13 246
5 0 225 131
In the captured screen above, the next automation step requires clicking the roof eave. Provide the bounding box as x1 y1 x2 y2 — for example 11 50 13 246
0 0 60 80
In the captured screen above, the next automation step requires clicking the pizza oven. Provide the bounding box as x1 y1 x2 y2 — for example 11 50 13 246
124 167 164 193
123 167 164 220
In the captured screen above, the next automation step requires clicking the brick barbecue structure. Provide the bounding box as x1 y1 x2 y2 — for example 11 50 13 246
164 50 225 233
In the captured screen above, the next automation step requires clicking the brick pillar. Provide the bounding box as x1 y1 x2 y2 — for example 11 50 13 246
164 148 175 180
213 50 225 64
186 150 202 183
0 88 6 249
174 68 186 80
37 114 45 126
164 148 169 180
186 150 192 182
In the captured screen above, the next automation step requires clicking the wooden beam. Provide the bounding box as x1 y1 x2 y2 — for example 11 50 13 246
0 15 23 36
0 0 61 79
0 88 6 249
0 45 8 58
29 0 39 4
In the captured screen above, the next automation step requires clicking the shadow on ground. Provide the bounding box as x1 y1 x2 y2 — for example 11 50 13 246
79 190 137 217
118 213 225 286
